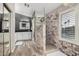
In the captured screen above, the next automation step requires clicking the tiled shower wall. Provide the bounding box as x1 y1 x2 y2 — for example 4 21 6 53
35 22 46 55
46 3 79 56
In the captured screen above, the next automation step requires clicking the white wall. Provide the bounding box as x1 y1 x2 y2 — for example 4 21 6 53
15 32 32 41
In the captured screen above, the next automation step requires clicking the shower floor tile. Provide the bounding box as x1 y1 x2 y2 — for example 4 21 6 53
46 44 58 54
47 50 67 56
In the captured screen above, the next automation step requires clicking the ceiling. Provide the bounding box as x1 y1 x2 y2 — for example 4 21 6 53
29 3 61 14
15 3 61 17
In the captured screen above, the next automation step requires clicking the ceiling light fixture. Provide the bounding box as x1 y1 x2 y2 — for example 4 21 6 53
24 3 29 7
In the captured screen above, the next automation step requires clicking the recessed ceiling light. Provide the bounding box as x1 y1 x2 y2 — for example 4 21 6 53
24 3 29 7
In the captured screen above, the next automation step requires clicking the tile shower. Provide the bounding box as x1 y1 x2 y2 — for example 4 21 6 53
1 3 79 56
46 3 79 56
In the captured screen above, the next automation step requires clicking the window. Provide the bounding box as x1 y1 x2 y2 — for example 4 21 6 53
59 6 79 45
61 10 75 40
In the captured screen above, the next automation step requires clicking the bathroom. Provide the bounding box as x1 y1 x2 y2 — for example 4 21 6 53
0 3 79 56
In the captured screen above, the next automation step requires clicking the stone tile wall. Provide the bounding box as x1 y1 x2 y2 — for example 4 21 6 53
34 21 46 55
46 3 79 56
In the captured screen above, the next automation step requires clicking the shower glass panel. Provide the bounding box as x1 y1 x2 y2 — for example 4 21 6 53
3 4 11 56
0 3 11 56
0 3 3 56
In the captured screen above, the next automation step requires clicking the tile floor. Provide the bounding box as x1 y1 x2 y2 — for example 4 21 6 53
47 50 67 56
46 44 58 54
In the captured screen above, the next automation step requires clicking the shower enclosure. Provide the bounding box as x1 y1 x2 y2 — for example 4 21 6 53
0 3 11 56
